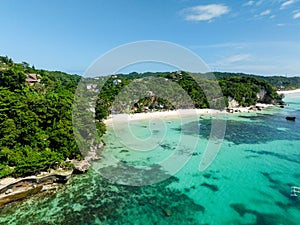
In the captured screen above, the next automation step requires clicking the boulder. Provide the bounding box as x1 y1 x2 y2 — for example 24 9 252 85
72 160 91 174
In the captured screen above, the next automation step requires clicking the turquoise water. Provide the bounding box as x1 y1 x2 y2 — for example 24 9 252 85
1 93 300 224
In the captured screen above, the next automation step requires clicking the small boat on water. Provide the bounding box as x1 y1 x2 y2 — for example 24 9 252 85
286 116 296 121
291 186 300 197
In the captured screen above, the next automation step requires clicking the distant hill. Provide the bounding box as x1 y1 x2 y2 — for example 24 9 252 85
208 72 300 90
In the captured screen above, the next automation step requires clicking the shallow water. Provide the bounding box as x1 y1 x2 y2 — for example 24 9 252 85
1 93 300 225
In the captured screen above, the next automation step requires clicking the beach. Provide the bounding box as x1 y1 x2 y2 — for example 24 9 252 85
104 109 224 124
104 104 273 125
277 88 300 94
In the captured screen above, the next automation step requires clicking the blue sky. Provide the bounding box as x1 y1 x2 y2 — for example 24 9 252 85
1 0 300 76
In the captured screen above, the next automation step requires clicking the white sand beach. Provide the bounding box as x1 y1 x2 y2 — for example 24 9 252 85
103 104 272 125
104 109 225 124
277 89 300 94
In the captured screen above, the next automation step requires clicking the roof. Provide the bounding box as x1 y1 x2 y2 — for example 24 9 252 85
26 74 41 83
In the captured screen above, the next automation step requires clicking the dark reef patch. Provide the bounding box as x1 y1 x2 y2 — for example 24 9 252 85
245 150 300 164
0 168 205 225
119 150 129 153
171 127 182 132
151 129 160 134
182 113 300 144
200 183 219 192
230 203 294 224
203 173 211 179
260 172 292 200
260 172 279 185
159 143 173 151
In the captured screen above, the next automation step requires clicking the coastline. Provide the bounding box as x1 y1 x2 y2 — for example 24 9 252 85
0 144 101 208
0 169 73 208
104 104 273 125
104 109 225 125
0 102 276 208
277 88 300 95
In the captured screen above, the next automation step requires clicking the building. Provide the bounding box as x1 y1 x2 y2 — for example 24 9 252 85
113 79 122 86
26 74 41 86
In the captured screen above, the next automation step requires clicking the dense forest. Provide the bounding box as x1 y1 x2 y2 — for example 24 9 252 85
0 55 297 179
0 56 81 178
94 71 283 120
211 72 300 91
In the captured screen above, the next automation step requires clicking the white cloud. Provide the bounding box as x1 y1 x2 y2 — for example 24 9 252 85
224 54 251 63
260 10 271 16
293 11 300 18
256 0 264 6
183 4 230 22
280 0 296 9
205 42 300 76
244 1 255 6
215 54 251 66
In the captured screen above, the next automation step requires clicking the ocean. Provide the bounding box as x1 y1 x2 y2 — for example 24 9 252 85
1 93 300 225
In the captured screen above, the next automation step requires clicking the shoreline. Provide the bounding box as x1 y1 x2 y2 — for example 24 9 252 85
277 89 300 95
104 104 274 125
0 144 101 208
0 169 73 208
0 102 277 208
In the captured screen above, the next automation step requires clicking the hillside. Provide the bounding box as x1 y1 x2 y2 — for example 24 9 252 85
0 55 292 179
0 56 81 178
210 72 300 91
94 71 284 120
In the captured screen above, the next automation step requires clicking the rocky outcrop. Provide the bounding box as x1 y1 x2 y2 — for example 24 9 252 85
0 142 104 208
70 160 91 174
257 89 267 102
228 96 239 108
67 142 103 173
0 170 72 208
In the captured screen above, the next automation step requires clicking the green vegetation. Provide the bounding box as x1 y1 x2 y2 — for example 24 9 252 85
218 75 283 106
0 55 296 179
94 71 283 120
211 72 300 91
0 56 81 178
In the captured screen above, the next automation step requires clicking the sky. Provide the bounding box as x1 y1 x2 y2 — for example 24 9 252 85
1 0 300 76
